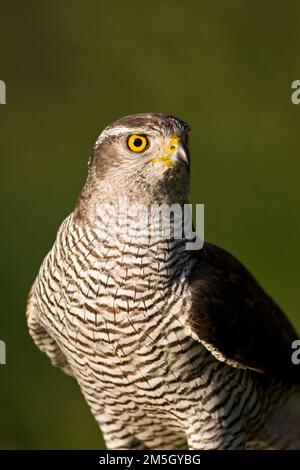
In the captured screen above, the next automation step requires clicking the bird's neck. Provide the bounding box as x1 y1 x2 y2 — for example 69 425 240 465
74 197 194 287
75 171 190 222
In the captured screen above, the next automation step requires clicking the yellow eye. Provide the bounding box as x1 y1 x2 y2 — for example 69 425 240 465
127 134 148 153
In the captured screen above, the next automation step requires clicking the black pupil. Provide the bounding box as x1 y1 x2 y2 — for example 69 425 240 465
134 138 143 147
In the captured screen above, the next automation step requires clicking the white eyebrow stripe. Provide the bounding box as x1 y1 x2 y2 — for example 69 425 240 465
95 126 144 146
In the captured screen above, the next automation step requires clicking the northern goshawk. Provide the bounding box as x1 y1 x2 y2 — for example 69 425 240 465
27 113 300 449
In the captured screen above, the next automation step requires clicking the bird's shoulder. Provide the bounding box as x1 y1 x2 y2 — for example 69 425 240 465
187 242 300 385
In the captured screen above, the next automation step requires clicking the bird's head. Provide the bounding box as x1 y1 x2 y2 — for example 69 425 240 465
84 113 191 205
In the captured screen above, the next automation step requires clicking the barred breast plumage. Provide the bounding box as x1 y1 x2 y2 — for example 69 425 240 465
27 113 300 449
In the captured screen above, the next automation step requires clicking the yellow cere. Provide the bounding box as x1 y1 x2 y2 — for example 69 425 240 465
150 134 180 168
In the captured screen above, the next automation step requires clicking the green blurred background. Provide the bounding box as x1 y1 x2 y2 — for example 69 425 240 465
0 0 299 449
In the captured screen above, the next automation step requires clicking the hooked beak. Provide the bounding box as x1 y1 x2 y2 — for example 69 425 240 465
174 140 190 166
150 135 189 168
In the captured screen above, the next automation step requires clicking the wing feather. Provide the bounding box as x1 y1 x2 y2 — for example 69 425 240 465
188 243 300 384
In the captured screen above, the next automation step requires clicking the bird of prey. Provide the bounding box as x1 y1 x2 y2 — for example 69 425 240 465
27 113 300 449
